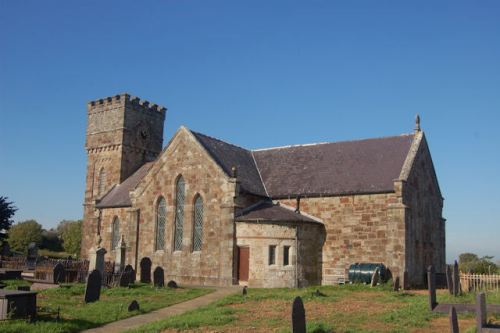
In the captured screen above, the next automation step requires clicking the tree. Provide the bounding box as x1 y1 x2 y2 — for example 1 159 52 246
57 220 82 257
0 196 17 246
8 220 43 254
40 229 63 251
458 252 498 274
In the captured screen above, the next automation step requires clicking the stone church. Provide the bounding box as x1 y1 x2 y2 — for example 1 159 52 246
81 93 445 288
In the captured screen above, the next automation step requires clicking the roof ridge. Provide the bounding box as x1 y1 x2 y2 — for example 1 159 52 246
190 129 250 152
252 133 414 152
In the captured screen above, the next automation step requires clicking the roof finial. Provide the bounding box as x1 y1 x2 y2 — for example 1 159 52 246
415 114 421 132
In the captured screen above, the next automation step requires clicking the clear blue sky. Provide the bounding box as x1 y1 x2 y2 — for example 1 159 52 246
1 1 499 263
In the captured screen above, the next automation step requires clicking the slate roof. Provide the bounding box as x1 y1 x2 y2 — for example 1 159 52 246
96 162 154 208
253 135 414 198
191 131 267 196
235 201 321 224
97 128 415 209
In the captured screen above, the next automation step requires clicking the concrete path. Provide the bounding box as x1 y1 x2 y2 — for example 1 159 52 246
83 286 240 333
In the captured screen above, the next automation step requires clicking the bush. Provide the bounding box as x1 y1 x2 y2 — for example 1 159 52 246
7 220 43 254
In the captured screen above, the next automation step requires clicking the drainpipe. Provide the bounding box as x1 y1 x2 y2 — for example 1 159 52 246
295 224 299 288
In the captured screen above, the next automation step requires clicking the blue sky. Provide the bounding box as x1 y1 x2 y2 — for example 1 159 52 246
0 1 499 263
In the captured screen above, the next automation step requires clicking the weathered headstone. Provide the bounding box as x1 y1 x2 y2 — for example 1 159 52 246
393 276 400 292
27 242 38 270
242 286 247 295
89 244 107 275
119 271 130 287
124 264 135 283
427 265 437 311
371 267 380 287
114 235 127 273
476 292 486 333
140 257 152 283
452 260 460 297
128 300 140 312
153 266 164 287
446 265 453 295
167 280 178 288
291 296 306 333
84 269 102 303
449 306 459 333
53 263 66 284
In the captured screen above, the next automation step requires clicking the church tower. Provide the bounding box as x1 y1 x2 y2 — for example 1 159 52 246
82 93 166 256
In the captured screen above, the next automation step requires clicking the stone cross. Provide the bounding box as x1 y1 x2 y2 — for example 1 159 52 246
371 267 380 287
449 306 459 333
84 269 102 303
291 296 306 333
140 257 152 283
476 292 487 333
446 265 453 295
427 265 437 311
114 235 127 273
452 260 460 296
53 263 66 284
153 266 164 287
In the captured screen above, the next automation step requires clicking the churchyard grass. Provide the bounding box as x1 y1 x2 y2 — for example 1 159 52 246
0 283 213 333
2 278 32 290
128 284 500 333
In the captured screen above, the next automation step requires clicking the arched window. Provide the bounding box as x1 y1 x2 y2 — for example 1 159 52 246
98 168 106 196
111 216 120 250
173 176 185 251
192 195 204 251
155 197 166 251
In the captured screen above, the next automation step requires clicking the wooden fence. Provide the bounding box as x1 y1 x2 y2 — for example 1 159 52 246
460 272 500 292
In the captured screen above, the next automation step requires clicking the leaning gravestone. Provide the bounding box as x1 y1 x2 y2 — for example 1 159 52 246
449 306 459 333
446 265 453 295
167 280 178 288
124 264 135 283
128 300 140 312
291 296 306 333
153 266 164 287
84 269 102 303
140 257 152 283
53 263 66 284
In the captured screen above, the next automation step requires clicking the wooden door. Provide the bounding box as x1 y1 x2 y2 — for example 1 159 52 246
238 247 249 282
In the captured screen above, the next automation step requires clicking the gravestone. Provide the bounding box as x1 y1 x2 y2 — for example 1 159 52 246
124 264 135 283
449 306 459 333
89 246 107 275
128 300 140 312
153 266 164 287
140 257 152 283
476 292 486 333
291 296 306 333
26 242 38 270
242 286 247 296
167 280 178 288
114 235 127 273
452 260 460 296
427 265 437 311
53 263 66 284
393 276 400 292
446 265 453 295
119 271 130 287
371 267 380 287
84 269 102 303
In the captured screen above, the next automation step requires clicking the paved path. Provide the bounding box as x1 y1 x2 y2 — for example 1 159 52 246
83 286 240 333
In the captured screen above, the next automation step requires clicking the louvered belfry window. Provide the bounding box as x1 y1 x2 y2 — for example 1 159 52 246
111 216 120 250
173 176 185 251
192 195 204 251
155 197 166 251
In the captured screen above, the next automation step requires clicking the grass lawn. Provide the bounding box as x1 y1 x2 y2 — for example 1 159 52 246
0 281 214 333
127 284 500 333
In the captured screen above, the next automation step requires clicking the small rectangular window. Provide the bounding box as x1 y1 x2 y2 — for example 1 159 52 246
283 246 290 266
268 245 276 265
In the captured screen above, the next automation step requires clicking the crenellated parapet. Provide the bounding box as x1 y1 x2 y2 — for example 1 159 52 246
87 93 167 114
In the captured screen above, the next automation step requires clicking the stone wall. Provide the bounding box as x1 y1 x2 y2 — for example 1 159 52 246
402 134 445 286
131 128 237 286
280 192 406 286
235 221 323 288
